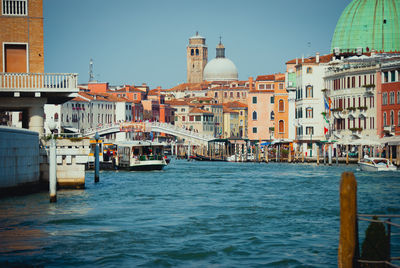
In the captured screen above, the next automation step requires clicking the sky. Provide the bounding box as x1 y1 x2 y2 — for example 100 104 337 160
43 0 351 89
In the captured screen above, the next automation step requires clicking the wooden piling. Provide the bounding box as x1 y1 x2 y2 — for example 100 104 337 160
338 172 359 268
389 145 393 163
302 149 305 163
346 145 349 165
316 146 320 165
288 147 292 163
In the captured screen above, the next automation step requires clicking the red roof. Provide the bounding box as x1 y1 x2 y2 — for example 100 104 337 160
286 54 333 65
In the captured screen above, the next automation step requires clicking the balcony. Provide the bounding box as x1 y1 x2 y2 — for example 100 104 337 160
0 73 79 104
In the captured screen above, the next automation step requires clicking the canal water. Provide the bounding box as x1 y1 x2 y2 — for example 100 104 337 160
0 160 399 267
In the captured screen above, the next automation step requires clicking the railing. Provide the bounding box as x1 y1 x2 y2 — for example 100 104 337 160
0 73 78 90
357 214 400 267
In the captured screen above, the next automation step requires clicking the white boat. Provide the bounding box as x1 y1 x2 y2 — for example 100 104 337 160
358 157 397 172
116 141 167 171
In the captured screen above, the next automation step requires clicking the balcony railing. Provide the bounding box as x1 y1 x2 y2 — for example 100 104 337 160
0 73 78 91
2 0 27 16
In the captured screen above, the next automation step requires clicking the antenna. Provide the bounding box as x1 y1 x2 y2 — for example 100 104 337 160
89 58 95 82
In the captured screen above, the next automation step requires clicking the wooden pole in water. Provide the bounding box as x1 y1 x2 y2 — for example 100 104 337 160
288 146 292 163
302 148 305 163
389 145 393 163
346 145 349 165
328 145 333 166
316 146 320 165
397 145 400 165
338 172 359 268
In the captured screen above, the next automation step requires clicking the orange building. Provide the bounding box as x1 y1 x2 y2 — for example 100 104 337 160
273 74 289 140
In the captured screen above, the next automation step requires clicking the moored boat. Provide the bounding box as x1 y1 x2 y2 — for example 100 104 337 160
358 157 397 172
116 141 167 171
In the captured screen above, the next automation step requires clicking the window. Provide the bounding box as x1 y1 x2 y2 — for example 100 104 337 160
237 92 240 98
383 112 387 126
390 92 395 104
230 92 233 98
214 92 218 98
2 0 27 16
279 120 284 133
54 113 59 122
258 84 265 90
397 91 400 104
279 83 284 90
390 110 394 125
195 115 201 121
181 108 185 112
382 93 388 105
224 92 228 98
252 111 257 120
252 96 257 104
270 96 275 104
306 126 314 135
306 85 313 98
278 99 284 112
306 107 313 118
195 49 199 55
270 111 275 120
182 116 186 122
252 127 257 134
191 49 194 56
189 116 194 122
398 111 400 126
306 67 313 74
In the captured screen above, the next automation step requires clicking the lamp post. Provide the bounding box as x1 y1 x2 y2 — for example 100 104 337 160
48 121 57 203
94 132 100 183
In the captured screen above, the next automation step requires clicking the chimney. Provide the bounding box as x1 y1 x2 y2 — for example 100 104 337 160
371 49 376 56
302 55 304 63
316 52 320 63
296 58 298 65
248 77 254 90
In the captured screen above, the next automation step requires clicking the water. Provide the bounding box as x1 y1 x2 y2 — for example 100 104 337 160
0 160 399 267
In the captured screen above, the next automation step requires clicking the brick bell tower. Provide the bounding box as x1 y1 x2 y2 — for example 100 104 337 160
187 32 208 83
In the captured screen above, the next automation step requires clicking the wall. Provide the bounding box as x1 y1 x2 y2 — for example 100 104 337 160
0 126 40 188
0 0 44 73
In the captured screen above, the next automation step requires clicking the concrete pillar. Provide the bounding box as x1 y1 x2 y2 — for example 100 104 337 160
49 138 57 203
28 104 45 136
338 172 359 268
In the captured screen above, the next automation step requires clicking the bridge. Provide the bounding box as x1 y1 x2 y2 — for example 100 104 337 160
83 122 215 145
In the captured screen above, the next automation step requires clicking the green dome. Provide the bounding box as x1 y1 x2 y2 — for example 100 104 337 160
331 0 400 52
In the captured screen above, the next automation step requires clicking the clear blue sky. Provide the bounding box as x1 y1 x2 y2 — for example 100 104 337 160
43 0 350 89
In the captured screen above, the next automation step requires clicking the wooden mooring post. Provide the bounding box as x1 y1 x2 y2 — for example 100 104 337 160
338 172 359 268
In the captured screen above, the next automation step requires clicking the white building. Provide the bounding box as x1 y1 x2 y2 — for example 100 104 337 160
292 53 332 155
44 92 134 140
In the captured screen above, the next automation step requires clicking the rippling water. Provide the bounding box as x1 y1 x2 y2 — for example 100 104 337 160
0 160 399 267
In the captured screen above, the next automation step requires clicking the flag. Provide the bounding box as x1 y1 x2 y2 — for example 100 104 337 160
324 97 330 111
324 127 328 135
328 97 332 116
323 114 329 124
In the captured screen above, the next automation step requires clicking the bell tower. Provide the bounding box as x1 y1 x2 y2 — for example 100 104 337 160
187 32 208 83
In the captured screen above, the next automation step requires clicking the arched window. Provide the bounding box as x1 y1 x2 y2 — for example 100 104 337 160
397 91 400 104
270 111 275 120
278 99 284 112
252 111 257 120
383 112 387 126
390 110 394 125
306 85 313 98
195 49 199 55
398 111 400 126
54 113 59 122
279 120 284 133
191 49 194 56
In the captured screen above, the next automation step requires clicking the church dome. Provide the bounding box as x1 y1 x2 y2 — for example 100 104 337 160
203 40 238 82
331 0 400 52
203 58 238 82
